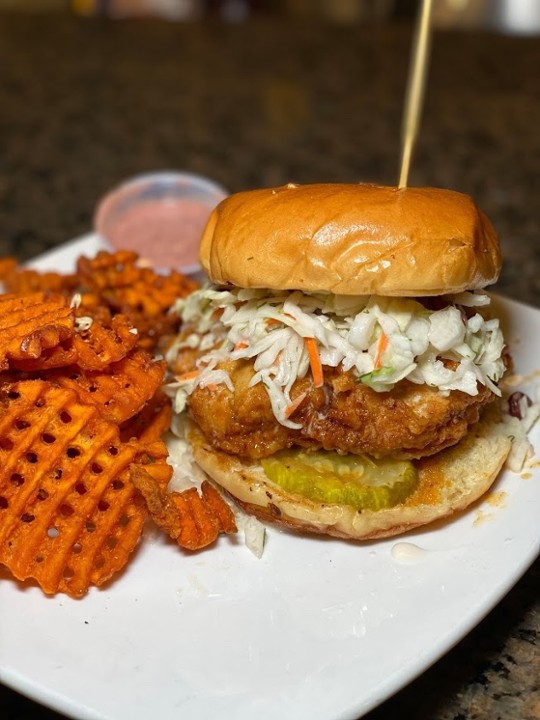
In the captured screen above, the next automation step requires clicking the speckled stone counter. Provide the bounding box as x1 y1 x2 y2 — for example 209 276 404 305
0 12 538 720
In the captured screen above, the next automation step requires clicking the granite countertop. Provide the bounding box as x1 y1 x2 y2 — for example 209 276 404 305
0 11 538 720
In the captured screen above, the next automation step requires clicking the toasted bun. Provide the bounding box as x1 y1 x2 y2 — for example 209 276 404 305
189 411 512 541
199 183 501 296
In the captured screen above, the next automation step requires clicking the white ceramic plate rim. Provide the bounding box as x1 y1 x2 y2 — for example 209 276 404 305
0 235 539 720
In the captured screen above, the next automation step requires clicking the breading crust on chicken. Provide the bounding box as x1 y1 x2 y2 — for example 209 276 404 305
185 358 496 460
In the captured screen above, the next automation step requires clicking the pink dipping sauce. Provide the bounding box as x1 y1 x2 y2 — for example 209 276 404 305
104 199 213 271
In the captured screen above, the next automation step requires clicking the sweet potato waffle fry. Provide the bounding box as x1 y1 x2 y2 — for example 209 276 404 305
1 266 79 295
71 313 140 370
0 248 237 598
120 389 172 442
47 350 167 425
4 249 198 353
0 379 170 597
76 250 144 291
76 250 199 351
0 292 74 371
132 468 237 551
12 313 139 373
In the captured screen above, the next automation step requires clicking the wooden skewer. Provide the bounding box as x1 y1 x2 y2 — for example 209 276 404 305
398 0 434 189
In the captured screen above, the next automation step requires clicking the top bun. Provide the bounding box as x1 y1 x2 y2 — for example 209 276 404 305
199 183 502 296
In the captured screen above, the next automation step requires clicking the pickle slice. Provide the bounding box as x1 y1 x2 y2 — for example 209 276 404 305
261 450 418 511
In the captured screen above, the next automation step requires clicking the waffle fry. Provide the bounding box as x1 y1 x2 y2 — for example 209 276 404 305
120 389 172 443
198 481 238 536
76 250 198 351
71 314 139 370
1 266 79 295
0 247 227 598
76 293 114 327
76 250 143 291
2 250 199 353
0 292 74 371
11 313 139 372
0 379 149 596
45 349 167 425
136 440 174 487
132 467 237 551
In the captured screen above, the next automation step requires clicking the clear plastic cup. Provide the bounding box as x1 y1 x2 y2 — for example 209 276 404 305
93 171 228 274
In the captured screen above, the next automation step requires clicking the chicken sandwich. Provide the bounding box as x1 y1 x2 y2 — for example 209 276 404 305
167 183 512 540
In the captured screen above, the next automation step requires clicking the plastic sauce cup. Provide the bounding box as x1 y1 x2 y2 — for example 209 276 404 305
93 171 228 274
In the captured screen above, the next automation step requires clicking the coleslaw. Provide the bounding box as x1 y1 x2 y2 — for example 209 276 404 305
165 287 507 429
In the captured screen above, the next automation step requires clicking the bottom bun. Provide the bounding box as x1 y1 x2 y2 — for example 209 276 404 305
189 409 512 541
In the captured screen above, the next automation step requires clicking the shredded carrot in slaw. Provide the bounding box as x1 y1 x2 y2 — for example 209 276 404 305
175 369 200 382
266 312 295 327
285 391 307 418
374 333 389 370
211 307 225 320
305 337 324 387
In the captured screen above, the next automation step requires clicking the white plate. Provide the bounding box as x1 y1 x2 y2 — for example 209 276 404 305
1 235 539 720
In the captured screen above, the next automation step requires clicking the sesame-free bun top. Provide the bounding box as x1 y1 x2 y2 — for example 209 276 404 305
199 183 502 296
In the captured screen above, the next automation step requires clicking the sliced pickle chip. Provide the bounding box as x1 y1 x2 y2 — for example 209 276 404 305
261 450 418 511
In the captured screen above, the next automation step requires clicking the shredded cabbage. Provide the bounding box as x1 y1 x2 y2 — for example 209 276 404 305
165 287 507 428
502 383 540 472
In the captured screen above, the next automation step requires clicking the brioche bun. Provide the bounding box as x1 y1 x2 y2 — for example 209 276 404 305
199 183 501 296
189 410 512 541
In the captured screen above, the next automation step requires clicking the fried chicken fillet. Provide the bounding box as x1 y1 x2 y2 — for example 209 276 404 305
181 356 496 460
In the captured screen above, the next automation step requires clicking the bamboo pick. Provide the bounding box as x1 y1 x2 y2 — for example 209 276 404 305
398 0 434 189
